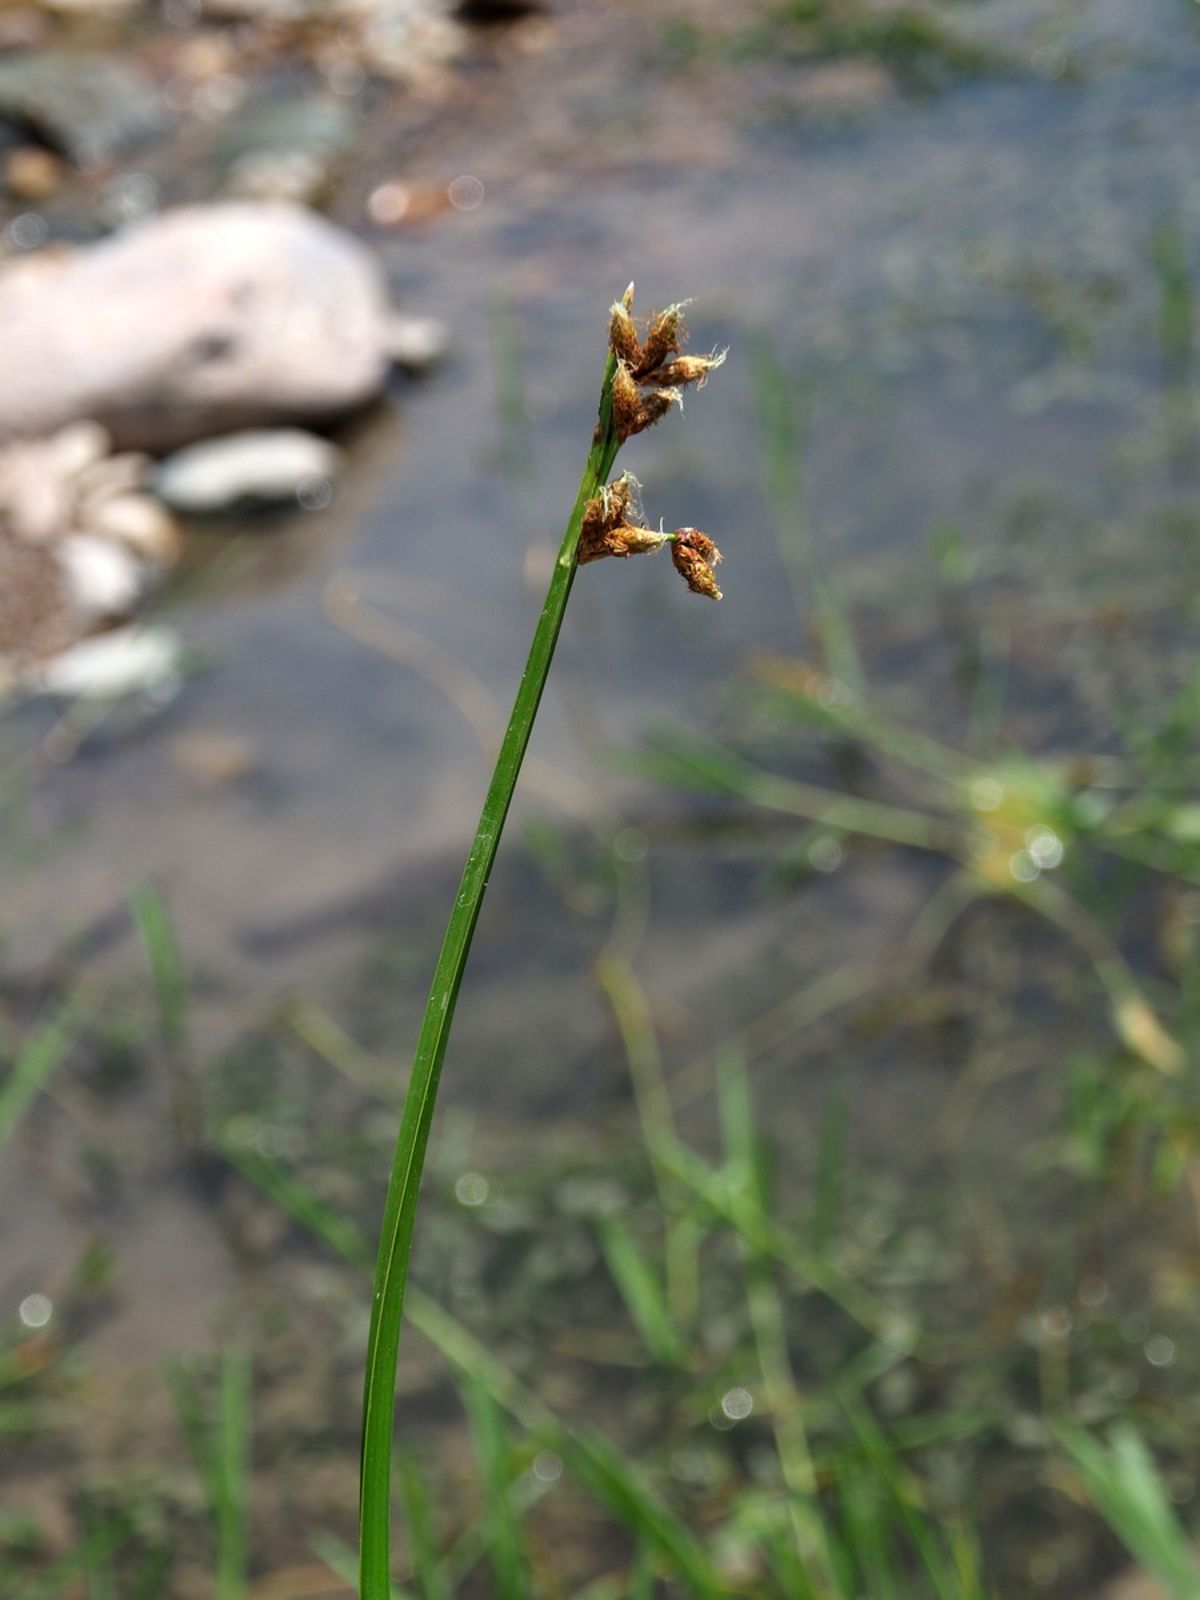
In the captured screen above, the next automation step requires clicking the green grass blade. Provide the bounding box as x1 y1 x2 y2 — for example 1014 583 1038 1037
232 1113 727 1593
284 997 389 1096
395 1453 451 1600
598 1216 687 1368
718 1053 835 1579
1153 219 1194 374
0 999 79 1151
1056 1423 1200 1600
629 1542 656 1600
166 1362 213 1498
82 1507 125 1600
11 1522 129 1600
407 1288 726 1597
560 1425 725 1598
130 885 188 1050
838 1459 899 1600
167 1347 251 1600
651 1130 896 1342
223 1142 372 1271
358 332 625 1599
749 335 863 690
311 1532 414 1600
627 725 951 853
839 1393 963 1600
215 1346 251 1600
460 1373 530 1600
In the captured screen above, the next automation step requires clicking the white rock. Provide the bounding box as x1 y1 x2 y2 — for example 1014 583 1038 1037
59 534 148 621
75 450 151 510
0 446 70 545
201 0 307 15
28 627 181 699
155 428 342 513
0 421 112 544
46 420 112 481
87 495 181 565
0 203 393 450
41 0 139 15
384 313 450 372
225 150 329 205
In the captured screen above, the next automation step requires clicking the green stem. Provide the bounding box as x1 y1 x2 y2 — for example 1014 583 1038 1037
359 349 621 1599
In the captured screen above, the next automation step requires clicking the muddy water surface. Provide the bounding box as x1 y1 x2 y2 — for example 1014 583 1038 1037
3 0 1200 1587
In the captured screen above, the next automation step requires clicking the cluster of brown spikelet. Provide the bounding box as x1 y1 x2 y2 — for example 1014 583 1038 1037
578 286 725 601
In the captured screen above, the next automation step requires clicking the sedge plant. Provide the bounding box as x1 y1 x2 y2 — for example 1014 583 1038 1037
358 286 727 1598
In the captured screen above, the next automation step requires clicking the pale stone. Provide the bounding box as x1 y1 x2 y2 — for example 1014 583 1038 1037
384 313 450 371
59 534 148 621
4 146 64 203
28 627 181 699
0 203 393 449
155 428 342 513
87 495 182 566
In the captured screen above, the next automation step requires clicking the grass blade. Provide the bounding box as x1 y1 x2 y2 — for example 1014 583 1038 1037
311 1532 413 1600
395 1453 451 1600
0 999 79 1152
167 1346 252 1600
130 885 188 1051
598 1216 687 1368
460 1373 530 1600
1056 1423 1200 1600
358 317 624 1600
839 1392 966 1600
360 288 727 1595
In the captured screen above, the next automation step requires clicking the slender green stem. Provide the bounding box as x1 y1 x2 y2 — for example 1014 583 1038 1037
359 349 621 1599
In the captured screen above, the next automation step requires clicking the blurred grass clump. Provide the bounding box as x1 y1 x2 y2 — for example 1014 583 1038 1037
2 830 1200 1595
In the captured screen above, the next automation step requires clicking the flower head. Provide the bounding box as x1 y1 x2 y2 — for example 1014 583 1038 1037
641 350 727 391
670 527 723 601
578 473 668 564
609 297 641 369
592 286 726 597
634 303 689 378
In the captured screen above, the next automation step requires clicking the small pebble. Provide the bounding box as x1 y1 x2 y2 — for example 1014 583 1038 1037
59 534 147 621
155 429 342 514
4 146 63 203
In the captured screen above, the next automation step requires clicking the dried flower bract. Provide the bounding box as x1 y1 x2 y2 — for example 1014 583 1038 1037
609 299 641 369
670 527 723 601
634 304 688 378
578 473 667 565
611 360 645 444
641 351 727 391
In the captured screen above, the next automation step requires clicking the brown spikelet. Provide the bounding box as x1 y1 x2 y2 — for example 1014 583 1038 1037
609 301 642 369
608 523 668 559
634 304 687 378
578 474 665 563
641 351 727 390
670 527 723 600
578 491 611 563
631 388 682 437
611 360 644 443
602 471 638 524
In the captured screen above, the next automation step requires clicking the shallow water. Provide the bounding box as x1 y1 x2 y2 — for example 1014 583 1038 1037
3 0 1200 1585
1 2 1193 1018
